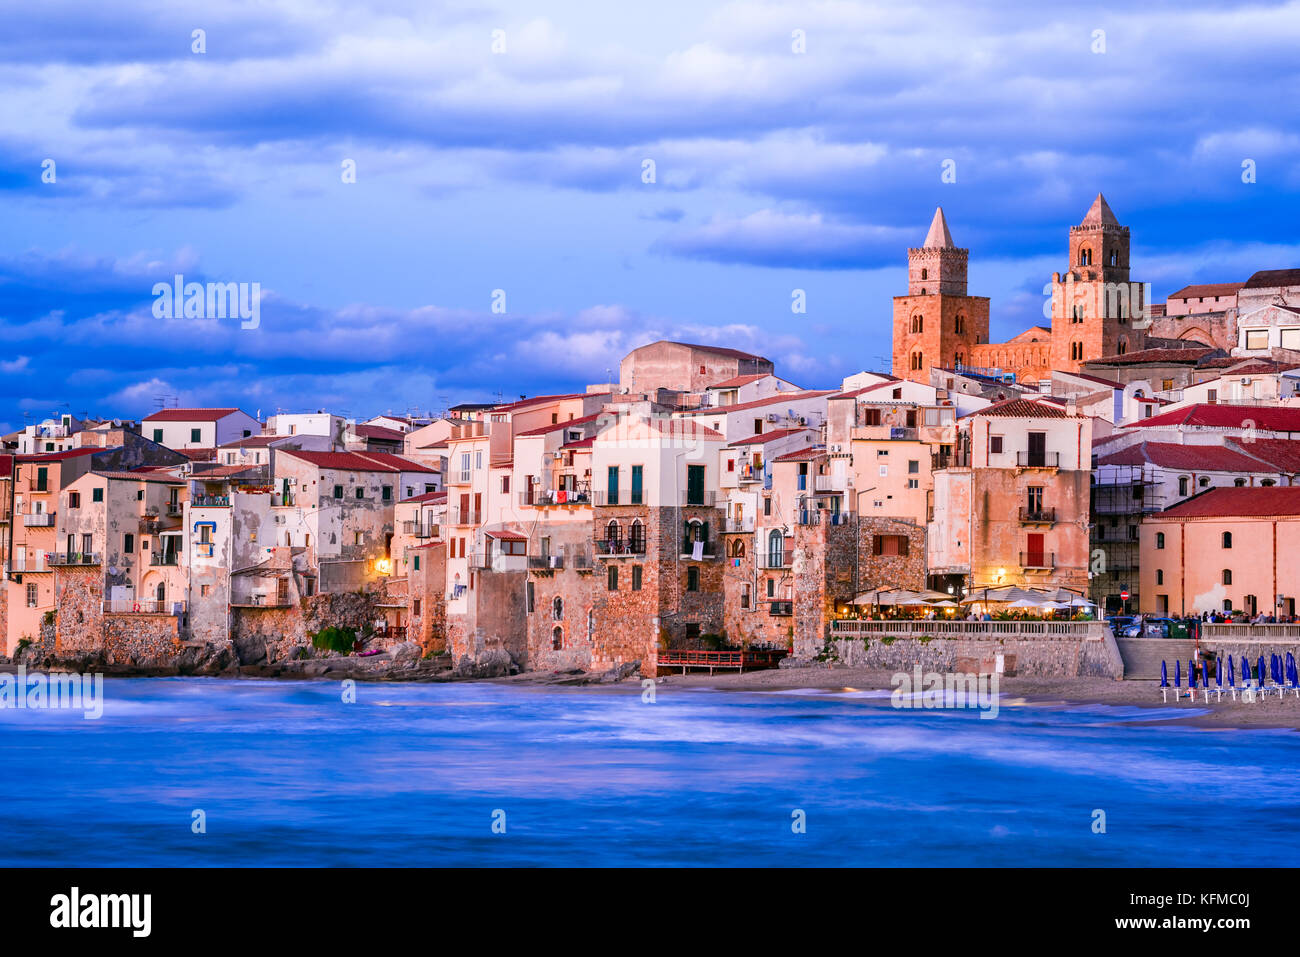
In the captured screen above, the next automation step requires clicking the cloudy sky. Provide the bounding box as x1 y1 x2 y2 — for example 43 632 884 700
3 0 1300 431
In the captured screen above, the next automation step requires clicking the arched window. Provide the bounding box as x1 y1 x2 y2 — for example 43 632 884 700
767 529 784 567
1108 249 1118 266
1116 337 1128 356
1156 569 1164 585
729 538 745 558
1222 531 1233 549
1262 479 1276 487
911 351 924 371
1079 247 1091 266
920 268 928 280
629 519 645 552
1155 532 1165 550
1198 476 1211 487
552 596 563 621
606 520 621 543
552 626 563 651
1223 599 1233 612
955 314 965 334
1222 569 1233 585
155 581 166 602
911 314 923 334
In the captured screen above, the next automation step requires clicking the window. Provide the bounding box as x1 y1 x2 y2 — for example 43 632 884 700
1155 532 1165 550
68 492 80 509
766 578 775 598
630 465 643 505
632 565 642 591
413 555 420 571
201 584 211 598
763 497 771 517
908 460 919 474
90 487 103 503
413 599 421 616
124 533 134 554
191 428 202 443
1199 477 1211 487
1245 329 1269 351
607 465 619 505
754 418 763 434
333 485 343 499
1222 569 1233 585
607 565 619 591
1156 569 1164 585
1070 342 1083 361
955 314 965 334
26 583 38 608
500 475 510 494
552 626 564 651
381 485 392 502
990 436 1003 455
526 581 535 613
630 519 645 553
152 429 163 442
355 487 364 500
1222 531 1233 549
910 315 923 334
552 596 563 621
1178 476 1189 496
1282 328 1300 351
687 567 700 592
920 268 928 280
1079 247 1091 266
767 529 784 567
872 535 910 556
910 351 923 371
741 584 751 609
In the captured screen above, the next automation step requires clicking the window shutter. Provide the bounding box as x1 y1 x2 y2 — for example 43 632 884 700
899 536 909 556
872 535 883 556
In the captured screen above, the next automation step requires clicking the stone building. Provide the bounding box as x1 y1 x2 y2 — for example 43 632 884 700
619 340 774 397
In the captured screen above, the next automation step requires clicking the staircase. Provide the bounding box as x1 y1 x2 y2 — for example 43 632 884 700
1116 638 1199 679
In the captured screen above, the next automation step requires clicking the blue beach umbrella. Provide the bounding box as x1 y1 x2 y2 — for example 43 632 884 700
1189 660 1197 689
1174 659 1181 687
1215 659 1223 688
1288 652 1297 687
1160 660 1168 688
1259 656 1267 686
1227 655 1235 688
1272 655 1282 684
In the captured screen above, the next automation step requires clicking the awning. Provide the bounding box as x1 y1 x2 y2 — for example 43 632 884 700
485 530 527 542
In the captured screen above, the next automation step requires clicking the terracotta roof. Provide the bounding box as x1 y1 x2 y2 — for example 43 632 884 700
492 393 602 415
90 470 186 484
484 529 527 541
16 448 103 462
773 447 826 462
353 452 439 473
1088 346 1215 366
972 398 1076 419
1168 282 1245 300
400 490 447 505
1128 404 1300 432
514 412 604 438
728 428 814 446
1098 441 1269 472
1159 486 1300 518
351 424 405 442
560 437 594 450
708 374 773 390
143 408 246 422
177 448 216 461
1227 438 1300 473
219 435 279 448
280 450 428 472
1058 370 1123 390
676 390 835 416
1244 268 1300 289
659 340 770 362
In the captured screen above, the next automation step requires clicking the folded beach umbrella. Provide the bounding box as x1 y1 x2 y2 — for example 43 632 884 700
1215 660 1222 688
1227 655 1235 688
1160 660 1168 688
1272 655 1282 685
1259 656 1268 686
1287 652 1298 687
1174 659 1181 687
1189 660 1198 689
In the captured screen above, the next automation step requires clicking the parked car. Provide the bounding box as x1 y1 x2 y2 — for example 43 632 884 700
1141 617 1191 639
1107 615 1137 636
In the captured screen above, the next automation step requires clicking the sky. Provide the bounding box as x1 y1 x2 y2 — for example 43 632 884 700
3 0 1300 433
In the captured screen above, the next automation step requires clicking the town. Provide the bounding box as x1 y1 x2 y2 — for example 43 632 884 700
5 194 1300 682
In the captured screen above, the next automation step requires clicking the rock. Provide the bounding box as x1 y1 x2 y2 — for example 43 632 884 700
452 648 514 679
390 641 421 664
599 660 642 683
232 633 268 665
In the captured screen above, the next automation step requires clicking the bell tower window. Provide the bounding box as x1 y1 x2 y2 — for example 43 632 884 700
920 268 928 280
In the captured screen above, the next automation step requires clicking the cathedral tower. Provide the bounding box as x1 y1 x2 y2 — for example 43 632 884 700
1049 193 1147 371
892 207 990 383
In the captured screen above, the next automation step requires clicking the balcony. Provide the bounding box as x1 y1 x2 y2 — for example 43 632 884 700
1019 551 1055 569
22 512 55 527
150 552 180 567
759 552 792 569
449 508 480 526
6 554 48 573
520 489 591 508
932 451 969 470
814 475 842 493
528 554 565 571
595 538 646 556
681 490 718 507
231 593 294 608
193 495 230 508
1018 507 1056 525
798 509 854 526
768 600 794 616
680 541 719 560
452 469 472 484
724 516 755 533
402 521 439 538
1016 451 1060 469
103 599 186 615
165 502 183 517
738 465 764 484
47 552 101 566
572 551 593 571
591 490 645 506
271 493 296 507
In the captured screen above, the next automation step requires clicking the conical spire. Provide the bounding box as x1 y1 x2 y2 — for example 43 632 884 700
923 206 954 248
1081 193 1119 226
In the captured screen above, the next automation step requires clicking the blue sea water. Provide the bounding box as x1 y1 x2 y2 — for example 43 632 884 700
0 678 1297 866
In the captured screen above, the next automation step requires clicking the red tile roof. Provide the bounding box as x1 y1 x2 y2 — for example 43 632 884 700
773 447 826 462
661 340 770 362
218 434 279 448
90 470 187 484
492 393 604 415
353 452 439 473
400 490 447 505
1244 268 1300 289
514 412 604 437
708 374 773 390
1159 486 1300 518
143 408 246 422
1088 346 1215 366
485 529 527 541
560 437 594 450
1227 438 1300 473
1168 282 1245 300
177 448 217 461
677 390 835 416
973 398 1077 418
1058 370 1123 390
1097 441 1269 472
728 428 814 446
351 424 405 442
16 448 103 462
281 450 435 473
1128 404 1300 432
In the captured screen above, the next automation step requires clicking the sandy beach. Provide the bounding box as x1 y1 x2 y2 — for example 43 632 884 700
500 666 1300 730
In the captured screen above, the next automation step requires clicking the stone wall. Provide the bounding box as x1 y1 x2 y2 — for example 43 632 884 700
825 632 1123 678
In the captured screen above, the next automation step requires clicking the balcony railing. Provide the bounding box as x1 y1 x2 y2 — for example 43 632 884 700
1016 451 1061 468
680 541 718 559
759 552 791 569
932 452 969 470
594 538 646 556
453 469 472 484
6 554 48 573
591 490 646 506
681 490 717 507
103 599 186 615
724 517 755 533
231 593 294 608
192 495 230 507
1018 507 1056 524
150 552 180 566
1019 551 1055 569
738 465 764 484
22 512 55 527
798 509 854 526
528 554 565 570
768 600 794 616
572 551 593 571
449 509 480 526
402 521 439 538
520 490 591 507
814 475 842 492
165 502 183 516
271 493 295 507
47 552 101 565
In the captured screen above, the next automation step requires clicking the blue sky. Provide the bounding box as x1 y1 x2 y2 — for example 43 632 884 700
3 0 1300 432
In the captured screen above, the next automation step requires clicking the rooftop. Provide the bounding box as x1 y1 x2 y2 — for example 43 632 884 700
143 408 247 422
1159 486 1300 519
1128 403 1300 432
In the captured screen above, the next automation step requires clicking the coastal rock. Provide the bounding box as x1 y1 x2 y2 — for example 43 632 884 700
390 641 421 665
452 648 514 679
233 633 269 665
599 660 642 683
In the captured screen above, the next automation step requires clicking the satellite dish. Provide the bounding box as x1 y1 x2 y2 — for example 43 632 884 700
108 566 120 576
